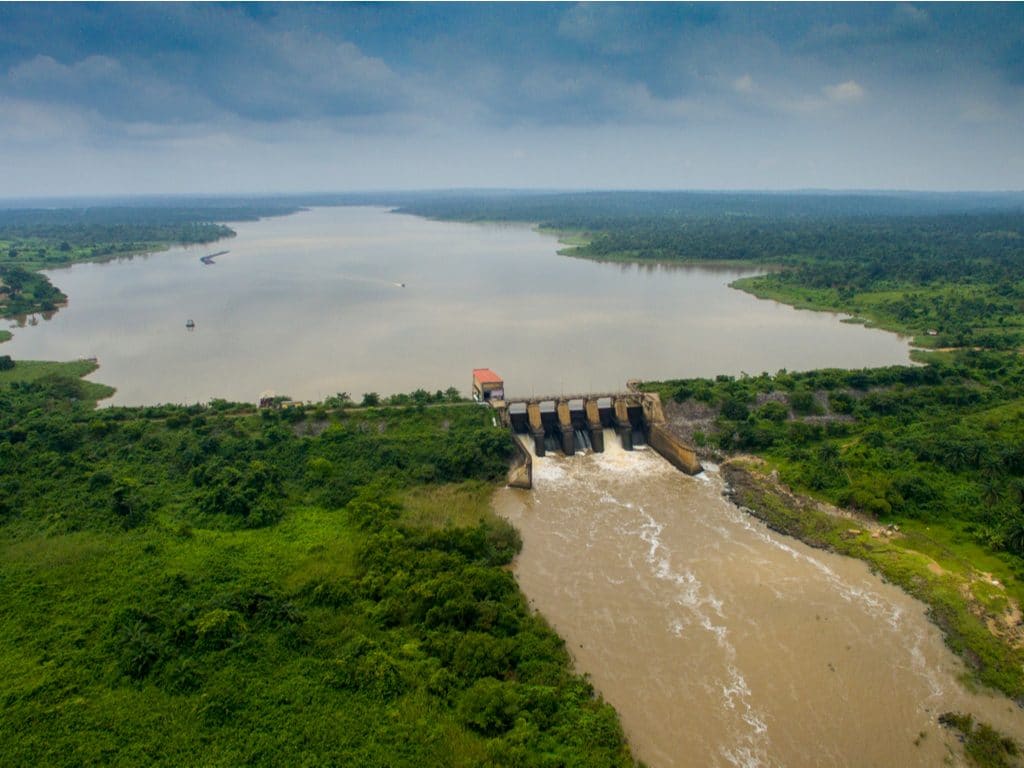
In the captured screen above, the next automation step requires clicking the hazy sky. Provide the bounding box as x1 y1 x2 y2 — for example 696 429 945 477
1 2 1022 196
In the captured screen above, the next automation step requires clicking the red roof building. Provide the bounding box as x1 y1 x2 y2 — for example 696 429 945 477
472 369 504 402
473 368 502 385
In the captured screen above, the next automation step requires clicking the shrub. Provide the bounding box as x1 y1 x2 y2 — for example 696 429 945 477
194 609 247 651
458 678 522 736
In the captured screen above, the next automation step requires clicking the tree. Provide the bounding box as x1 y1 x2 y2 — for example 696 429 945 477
361 392 381 407
324 391 352 408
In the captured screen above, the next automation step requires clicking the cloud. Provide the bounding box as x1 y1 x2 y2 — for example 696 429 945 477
800 3 932 53
9 53 118 84
823 80 866 103
4 53 220 124
202 30 408 122
733 74 755 94
893 3 930 30
0 3 1022 195
556 3 719 56
0 95 95 144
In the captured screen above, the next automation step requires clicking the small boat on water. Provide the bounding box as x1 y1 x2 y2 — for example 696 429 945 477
200 250 229 265
186 319 195 330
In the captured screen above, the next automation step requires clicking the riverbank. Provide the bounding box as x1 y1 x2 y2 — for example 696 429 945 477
731 274 934 349
0 203 308 332
0 237 229 330
646 359 1024 708
730 271 1024 355
537 225 773 271
720 456 1024 704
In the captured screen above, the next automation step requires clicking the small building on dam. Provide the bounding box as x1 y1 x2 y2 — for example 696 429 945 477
472 368 505 403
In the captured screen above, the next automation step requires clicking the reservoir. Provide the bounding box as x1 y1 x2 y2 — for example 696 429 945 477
3 206 910 406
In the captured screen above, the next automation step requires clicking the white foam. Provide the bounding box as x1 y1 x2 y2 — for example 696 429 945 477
718 665 772 767
907 630 946 700
720 745 768 768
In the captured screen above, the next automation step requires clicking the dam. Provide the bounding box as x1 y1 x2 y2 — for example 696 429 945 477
481 370 702 489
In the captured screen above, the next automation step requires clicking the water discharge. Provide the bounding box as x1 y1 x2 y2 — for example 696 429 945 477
493 434 1024 767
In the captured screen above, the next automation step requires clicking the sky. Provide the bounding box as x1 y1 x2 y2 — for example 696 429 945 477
0 2 1022 196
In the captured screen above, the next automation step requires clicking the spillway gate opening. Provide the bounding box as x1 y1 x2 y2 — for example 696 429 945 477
496 388 703 489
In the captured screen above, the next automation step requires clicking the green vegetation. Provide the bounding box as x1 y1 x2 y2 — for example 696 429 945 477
6 189 1024 761
939 712 1020 768
0 362 636 766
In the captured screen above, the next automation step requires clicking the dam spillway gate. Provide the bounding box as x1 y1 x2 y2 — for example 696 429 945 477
492 390 703 489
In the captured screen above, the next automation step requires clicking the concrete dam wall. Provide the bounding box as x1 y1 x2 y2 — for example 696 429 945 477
495 391 702 488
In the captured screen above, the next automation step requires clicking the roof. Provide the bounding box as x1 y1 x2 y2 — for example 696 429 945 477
472 368 503 384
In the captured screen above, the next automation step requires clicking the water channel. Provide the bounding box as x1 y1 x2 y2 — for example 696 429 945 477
3 206 910 406
7 205 1017 763
494 438 1024 767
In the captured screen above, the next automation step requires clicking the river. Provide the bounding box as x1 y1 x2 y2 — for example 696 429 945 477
2 206 910 406
493 438 1024 767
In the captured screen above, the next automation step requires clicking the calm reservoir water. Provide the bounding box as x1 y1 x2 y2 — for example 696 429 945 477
3 206 910 406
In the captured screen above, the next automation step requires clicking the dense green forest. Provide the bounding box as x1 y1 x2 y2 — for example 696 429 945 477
0 361 636 767
393 190 1024 223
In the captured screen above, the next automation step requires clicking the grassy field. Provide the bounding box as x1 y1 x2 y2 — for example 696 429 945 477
0 358 115 402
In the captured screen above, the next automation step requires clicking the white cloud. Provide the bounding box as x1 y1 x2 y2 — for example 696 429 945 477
733 74 755 94
824 80 866 103
556 4 644 55
8 54 122 85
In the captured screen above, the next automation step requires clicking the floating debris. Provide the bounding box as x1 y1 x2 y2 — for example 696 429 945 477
186 319 195 330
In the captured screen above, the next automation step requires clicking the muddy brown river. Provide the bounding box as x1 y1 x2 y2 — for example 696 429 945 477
493 435 1024 767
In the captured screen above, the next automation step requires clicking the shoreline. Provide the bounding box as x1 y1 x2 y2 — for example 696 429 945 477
718 455 1024 705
